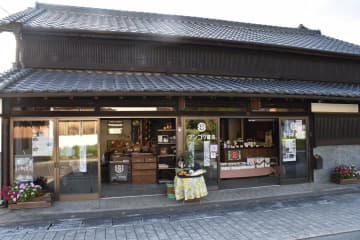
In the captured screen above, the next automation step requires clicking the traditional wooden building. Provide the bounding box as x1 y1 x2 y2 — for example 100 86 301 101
0 3 360 200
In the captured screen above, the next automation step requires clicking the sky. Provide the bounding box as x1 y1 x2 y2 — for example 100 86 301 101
0 0 359 71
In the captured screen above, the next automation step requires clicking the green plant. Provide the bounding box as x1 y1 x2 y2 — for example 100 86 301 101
183 151 193 168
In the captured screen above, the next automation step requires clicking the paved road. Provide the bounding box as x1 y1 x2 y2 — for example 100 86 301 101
1 192 360 240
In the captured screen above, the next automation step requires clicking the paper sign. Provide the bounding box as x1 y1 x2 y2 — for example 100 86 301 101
15 156 33 182
282 139 296 162
210 144 218 153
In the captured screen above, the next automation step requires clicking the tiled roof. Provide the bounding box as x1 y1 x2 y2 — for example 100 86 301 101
1 68 360 98
1 3 360 56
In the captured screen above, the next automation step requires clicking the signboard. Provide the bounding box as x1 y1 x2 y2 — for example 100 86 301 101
110 163 129 182
15 156 33 182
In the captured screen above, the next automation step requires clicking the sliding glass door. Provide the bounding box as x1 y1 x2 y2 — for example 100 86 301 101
57 120 100 200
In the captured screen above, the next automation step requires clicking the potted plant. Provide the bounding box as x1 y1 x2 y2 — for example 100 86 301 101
0 182 52 209
332 164 360 184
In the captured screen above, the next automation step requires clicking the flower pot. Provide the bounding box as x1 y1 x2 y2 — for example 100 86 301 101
8 193 52 210
332 176 360 185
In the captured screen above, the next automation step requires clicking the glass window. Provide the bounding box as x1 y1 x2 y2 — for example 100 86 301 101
13 120 55 192
184 119 218 185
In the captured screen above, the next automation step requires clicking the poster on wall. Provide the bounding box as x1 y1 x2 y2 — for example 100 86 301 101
79 145 87 172
282 139 296 162
32 125 53 157
15 156 33 182
203 141 210 167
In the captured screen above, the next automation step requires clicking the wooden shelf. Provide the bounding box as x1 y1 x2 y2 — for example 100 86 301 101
157 125 176 184
158 179 173 184
157 129 176 132
158 154 176 157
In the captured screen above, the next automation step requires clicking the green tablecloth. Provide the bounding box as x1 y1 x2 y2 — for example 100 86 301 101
174 175 208 201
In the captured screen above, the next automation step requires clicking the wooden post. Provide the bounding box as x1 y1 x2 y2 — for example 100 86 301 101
1 99 10 186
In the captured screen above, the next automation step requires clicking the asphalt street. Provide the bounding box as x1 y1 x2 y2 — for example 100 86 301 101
1 192 360 240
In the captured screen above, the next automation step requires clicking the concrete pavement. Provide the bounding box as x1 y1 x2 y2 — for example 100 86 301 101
1 191 360 239
0 182 359 225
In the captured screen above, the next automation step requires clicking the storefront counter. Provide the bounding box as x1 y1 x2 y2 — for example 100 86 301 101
174 175 208 201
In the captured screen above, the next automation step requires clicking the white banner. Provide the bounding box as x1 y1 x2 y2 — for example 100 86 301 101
79 145 87 172
203 141 210 167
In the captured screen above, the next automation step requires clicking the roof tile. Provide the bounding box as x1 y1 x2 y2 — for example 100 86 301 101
2 68 360 98
1 3 360 56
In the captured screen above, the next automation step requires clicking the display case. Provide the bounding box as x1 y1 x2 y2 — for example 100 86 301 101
220 147 278 179
219 118 279 179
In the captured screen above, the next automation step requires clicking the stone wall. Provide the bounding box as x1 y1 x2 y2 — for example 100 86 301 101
313 145 360 183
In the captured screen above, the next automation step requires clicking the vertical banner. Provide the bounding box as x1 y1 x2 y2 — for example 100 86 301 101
188 141 195 167
79 145 87 172
203 141 210 167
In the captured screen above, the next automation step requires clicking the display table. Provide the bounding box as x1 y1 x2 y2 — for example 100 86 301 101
174 175 208 201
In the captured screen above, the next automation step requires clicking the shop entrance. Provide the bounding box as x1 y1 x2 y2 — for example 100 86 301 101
100 118 177 197
57 120 100 200
279 118 309 184
219 118 280 188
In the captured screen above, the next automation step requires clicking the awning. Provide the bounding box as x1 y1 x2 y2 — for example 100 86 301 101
1 68 360 99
